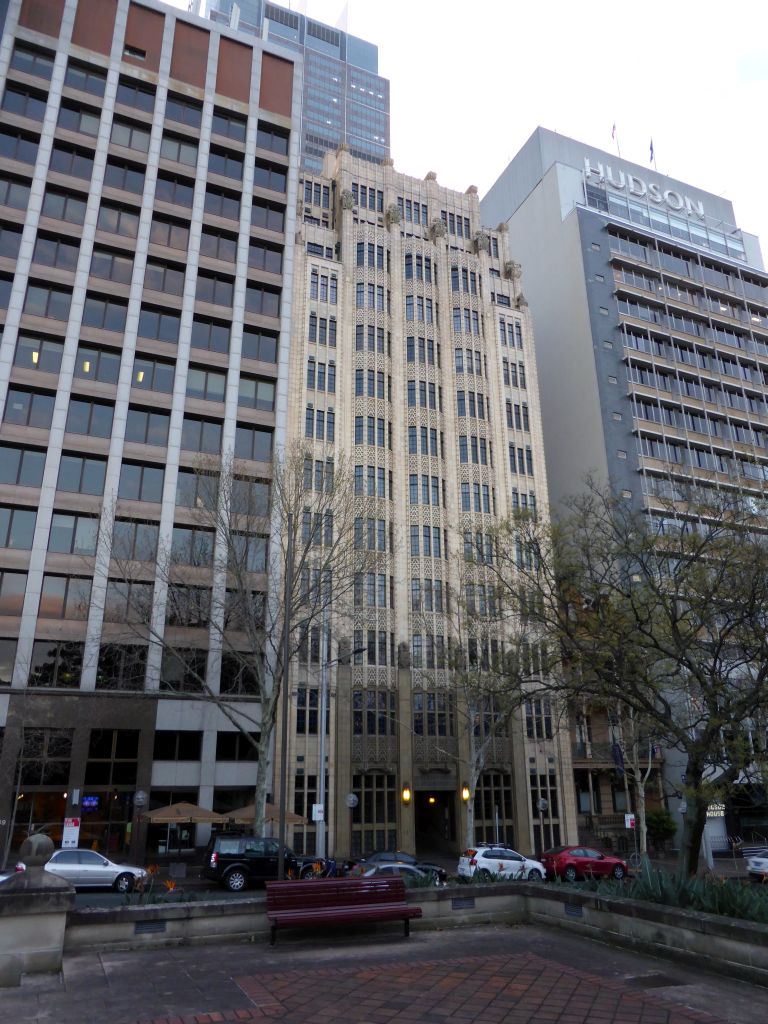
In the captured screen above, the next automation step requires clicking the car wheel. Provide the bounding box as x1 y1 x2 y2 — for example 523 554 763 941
527 868 543 881
563 865 578 883
114 872 134 894
612 864 626 880
224 869 247 892
477 868 492 881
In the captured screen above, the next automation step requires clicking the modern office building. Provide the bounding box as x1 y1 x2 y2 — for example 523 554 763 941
283 148 575 860
0 0 302 860
201 0 390 173
482 128 768 848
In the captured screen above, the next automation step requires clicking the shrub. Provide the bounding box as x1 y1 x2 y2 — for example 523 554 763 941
574 868 768 924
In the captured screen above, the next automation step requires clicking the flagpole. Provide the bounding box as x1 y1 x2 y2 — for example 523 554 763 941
612 122 621 158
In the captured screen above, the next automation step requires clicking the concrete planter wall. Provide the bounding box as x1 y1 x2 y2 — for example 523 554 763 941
0 882 75 985
62 882 768 988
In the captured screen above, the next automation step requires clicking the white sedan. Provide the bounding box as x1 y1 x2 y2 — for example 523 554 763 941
458 845 546 881
746 852 768 883
45 849 148 892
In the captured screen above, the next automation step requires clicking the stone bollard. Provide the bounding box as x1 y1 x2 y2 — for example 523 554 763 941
0 834 75 986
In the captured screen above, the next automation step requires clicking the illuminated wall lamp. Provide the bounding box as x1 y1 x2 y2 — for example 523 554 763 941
461 783 471 802
401 784 412 805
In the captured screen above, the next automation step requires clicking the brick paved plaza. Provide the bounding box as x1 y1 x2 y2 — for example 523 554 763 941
2 925 767 1024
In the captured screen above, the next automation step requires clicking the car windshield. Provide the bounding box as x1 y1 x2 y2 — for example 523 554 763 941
543 847 566 855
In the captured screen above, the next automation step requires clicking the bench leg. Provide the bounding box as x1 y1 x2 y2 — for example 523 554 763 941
404 918 410 938
270 925 277 946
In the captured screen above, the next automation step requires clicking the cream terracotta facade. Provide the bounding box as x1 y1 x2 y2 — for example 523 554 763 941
282 149 577 860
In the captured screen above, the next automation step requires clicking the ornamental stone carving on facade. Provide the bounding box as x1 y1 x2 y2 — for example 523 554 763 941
340 189 355 210
385 203 401 228
503 260 521 281
428 217 446 242
473 231 490 254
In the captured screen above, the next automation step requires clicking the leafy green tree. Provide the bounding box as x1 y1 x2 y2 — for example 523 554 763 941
490 483 768 878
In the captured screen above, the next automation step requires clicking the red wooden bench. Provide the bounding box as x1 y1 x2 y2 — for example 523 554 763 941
265 876 422 945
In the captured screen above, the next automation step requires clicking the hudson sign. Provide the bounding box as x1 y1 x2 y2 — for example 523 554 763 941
584 157 705 219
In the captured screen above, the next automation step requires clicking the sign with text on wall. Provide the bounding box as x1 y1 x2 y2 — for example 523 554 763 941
62 817 81 848
624 814 636 830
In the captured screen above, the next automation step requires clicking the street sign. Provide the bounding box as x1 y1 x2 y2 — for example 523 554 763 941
62 817 81 848
624 813 636 830
312 803 325 822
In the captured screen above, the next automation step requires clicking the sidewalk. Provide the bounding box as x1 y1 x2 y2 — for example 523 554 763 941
3 923 768 1024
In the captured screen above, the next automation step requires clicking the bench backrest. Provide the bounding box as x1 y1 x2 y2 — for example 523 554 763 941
267 875 406 912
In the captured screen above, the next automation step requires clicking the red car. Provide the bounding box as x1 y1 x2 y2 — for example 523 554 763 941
541 845 628 882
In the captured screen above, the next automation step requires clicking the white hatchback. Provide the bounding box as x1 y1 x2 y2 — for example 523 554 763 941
458 845 546 881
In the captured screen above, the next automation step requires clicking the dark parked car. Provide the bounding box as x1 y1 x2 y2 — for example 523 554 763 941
345 849 447 883
203 832 331 891
540 845 628 882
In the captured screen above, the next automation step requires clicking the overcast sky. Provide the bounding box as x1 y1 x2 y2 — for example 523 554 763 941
172 0 768 265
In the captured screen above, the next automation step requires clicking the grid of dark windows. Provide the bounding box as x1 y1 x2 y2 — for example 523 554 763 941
90 248 133 284
115 77 154 111
49 143 93 180
191 317 230 354
212 109 246 142
0 126 38 164
155 172 193 207
0 570 27 615
97 203 140 238
48 512 97 554
0 446 45 487
82 295 128 332
127 351 173 390
41 188 87 224
66 60 108 95
149 215 189 249
103 159 145 194
118 462 164 502
3 84 48 121
0 506 36 549
39 575 91 619
125 408 170 446
4 388 54 428
181 416 222 454
0 175 31 210
28 642 83 687
66 398 114 436
95 644 147 691
57 454 106 495
251 199 285 233
11 43 55 80
137 306 180 342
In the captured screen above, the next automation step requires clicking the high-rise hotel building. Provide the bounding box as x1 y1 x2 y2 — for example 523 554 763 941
482 128 768 518
482 128 768 848
0 0 302 859
286 150 574 860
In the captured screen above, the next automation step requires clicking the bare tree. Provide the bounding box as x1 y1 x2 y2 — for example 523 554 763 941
102 443 372 835
491 484 768 878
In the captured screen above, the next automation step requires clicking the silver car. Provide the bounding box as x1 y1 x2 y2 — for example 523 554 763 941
45 849 148 892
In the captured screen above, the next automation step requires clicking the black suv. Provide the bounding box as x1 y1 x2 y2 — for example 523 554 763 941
203 833 299 891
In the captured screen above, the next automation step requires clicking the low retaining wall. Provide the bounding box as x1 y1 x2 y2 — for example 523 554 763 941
525 885 768 986
64 882 768 987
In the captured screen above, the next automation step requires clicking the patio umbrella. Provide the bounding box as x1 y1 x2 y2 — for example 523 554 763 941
227 802 307 826
142 801 229 852
142 801 228 824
